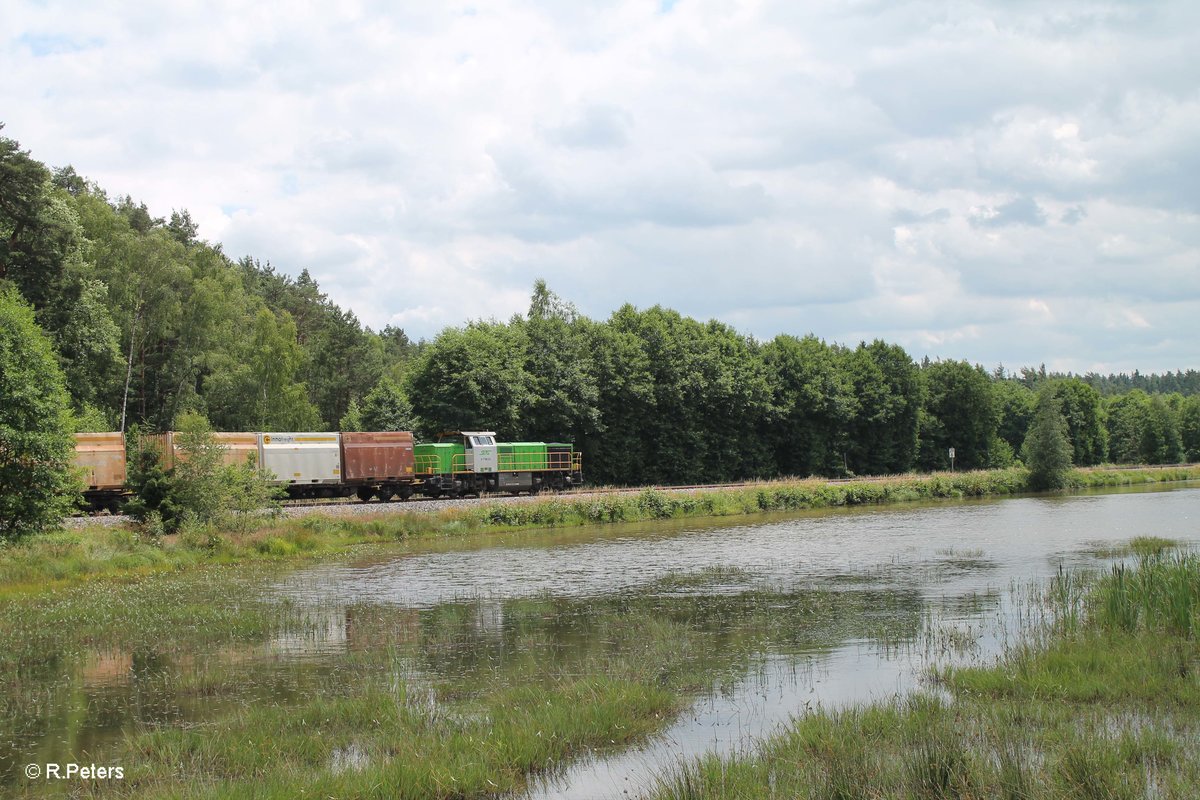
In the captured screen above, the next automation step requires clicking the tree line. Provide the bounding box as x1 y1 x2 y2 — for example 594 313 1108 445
1027 367 1200 398
1 125 420 438
405 284 1200 484
3 124 1199 538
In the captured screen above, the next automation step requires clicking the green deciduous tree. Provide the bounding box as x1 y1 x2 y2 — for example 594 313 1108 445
340 375 416 431
407 321 531 439
691 318 772 481
588 304 770 484
845 341 922 475
993 379 1035 456
0 127 55 292
304 307 383 429
2 134 120 409
245 309 321 431
585 309 657 484
762 334 855 477
1107 392 1147 464
54 278 122 413
1106 390 1183 465
918 360 999 471
164 412 229 529
206 308 321 432
150 411 282 534
519 280 601 444
1023 385 1074 490
1180 395 1200 462
0 285 78 539
1143 394 1183 464
1054 378 1108 465
339 399 363 432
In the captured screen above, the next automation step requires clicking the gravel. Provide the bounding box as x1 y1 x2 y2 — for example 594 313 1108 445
277 492 565 518
64 491 575 528
62 513 134 528
64 484 739 528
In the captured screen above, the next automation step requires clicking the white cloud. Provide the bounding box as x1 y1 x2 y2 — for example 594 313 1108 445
3 0 1198 372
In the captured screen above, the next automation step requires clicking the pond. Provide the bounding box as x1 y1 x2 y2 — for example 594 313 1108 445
2 484 1197 796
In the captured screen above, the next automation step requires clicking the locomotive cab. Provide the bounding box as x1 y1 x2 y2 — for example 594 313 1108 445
414 431 500 497
460 432 498 474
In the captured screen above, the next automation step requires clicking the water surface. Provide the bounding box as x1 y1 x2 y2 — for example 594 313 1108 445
275 486 1199 797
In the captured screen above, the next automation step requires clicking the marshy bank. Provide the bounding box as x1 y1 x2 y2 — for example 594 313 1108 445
2 484 1198 798
653 546 1200 800
5 465 1199 595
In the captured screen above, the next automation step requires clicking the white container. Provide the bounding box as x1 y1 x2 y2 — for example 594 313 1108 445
258 432 343 486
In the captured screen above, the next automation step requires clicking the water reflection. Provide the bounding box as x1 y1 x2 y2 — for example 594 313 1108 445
276 488 1199 611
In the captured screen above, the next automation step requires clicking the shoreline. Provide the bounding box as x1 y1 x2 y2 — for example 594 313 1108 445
4 465 1199 597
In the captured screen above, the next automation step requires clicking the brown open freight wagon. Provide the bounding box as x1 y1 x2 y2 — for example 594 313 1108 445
72 432 129 511
339 431 416 501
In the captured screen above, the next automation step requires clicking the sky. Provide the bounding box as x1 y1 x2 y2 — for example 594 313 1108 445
3 0 1198 374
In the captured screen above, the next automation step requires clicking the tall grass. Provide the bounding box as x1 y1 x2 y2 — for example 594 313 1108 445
475 469 1032 530
1067 465 1200 488
1094 553 1200 637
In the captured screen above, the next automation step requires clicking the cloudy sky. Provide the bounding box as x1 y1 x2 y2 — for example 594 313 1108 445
4 0 1197 373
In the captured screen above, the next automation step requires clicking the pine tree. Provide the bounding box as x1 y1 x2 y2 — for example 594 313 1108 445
1022 384 1074 491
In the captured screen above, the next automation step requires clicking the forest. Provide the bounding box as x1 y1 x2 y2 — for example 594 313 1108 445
3 124 1200 489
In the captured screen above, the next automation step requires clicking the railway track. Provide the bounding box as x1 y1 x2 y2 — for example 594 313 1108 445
277 479 797 508
263 461 1200 515
70 462 1200 525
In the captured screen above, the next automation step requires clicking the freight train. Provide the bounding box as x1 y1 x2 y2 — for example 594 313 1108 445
72 430 582 511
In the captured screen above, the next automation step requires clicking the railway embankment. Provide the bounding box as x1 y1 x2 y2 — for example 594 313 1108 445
7 465 1199 597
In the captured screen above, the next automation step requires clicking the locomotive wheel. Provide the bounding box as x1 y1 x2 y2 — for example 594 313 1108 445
377 488 395 503
356 487 376 502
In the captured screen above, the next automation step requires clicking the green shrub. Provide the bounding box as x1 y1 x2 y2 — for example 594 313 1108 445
134 412 283 533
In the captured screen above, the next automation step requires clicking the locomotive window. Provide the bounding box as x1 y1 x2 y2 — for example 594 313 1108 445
472 435 495 447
